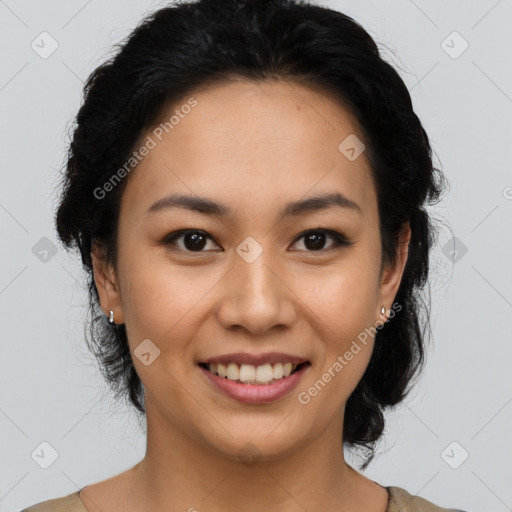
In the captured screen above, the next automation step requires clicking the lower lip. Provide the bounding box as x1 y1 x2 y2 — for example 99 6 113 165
199 364 309 404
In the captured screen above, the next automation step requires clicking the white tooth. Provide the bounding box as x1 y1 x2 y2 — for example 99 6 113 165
239 364 256 382
272 363 284 380
256 363 274 383
226 363 239 380
217 363 227 378
213 362 297 384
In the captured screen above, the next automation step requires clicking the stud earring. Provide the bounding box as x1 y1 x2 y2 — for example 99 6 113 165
380 305 386 316
109 310 115 324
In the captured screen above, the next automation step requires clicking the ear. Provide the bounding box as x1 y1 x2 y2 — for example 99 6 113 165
376 222 411 326
91 243 125 325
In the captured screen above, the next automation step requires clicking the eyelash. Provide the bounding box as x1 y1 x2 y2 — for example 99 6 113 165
161 228 354 254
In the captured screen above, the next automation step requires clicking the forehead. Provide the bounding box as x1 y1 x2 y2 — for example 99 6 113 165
120 78 377 222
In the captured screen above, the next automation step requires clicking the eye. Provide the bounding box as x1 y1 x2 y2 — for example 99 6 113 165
290 229 354 252
161 228 353 254
161 229 220 252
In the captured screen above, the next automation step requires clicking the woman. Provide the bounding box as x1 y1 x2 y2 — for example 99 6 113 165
21 0 467 510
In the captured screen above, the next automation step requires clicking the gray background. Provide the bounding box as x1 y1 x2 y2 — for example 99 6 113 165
1 1 511 511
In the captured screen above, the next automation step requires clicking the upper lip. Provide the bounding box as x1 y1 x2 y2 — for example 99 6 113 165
200 352 309 366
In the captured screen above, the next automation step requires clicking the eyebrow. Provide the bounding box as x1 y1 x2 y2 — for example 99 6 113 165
145 192 362 218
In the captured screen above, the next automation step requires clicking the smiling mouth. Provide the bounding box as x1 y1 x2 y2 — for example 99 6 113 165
198 361 311 386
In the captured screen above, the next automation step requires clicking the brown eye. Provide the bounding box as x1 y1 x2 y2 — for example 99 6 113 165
291 229 353 252
182 232 208 251
162 230 220 252
303 232 327 250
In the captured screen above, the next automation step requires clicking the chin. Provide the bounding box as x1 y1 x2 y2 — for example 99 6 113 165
197 417 307 464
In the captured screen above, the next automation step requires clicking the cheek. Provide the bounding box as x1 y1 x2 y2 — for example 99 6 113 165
291 253 380 394
117 243 221 347
296 257 380 338
295 270 377 412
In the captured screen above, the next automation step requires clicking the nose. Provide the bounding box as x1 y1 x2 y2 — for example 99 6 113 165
215 252 297 336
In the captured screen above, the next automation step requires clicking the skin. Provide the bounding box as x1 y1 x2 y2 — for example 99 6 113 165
86 78 410 512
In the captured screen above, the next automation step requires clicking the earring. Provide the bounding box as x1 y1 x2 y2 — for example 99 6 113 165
109 310 115 324
380 305 386 316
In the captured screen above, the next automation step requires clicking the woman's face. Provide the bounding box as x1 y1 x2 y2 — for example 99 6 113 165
93 78 408 461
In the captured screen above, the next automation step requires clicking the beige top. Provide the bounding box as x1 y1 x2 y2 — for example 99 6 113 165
20 486 467 511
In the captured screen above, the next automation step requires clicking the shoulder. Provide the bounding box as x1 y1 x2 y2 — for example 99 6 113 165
387 486 469 512
19 490 86 512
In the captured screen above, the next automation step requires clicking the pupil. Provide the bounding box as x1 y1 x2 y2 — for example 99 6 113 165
185 232 206 251
305 232 325 250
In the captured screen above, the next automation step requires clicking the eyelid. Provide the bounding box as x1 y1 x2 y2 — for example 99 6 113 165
290 228 354 251
161 229 221 251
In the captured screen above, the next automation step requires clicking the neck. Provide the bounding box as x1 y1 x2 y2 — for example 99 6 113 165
125 404 385 512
